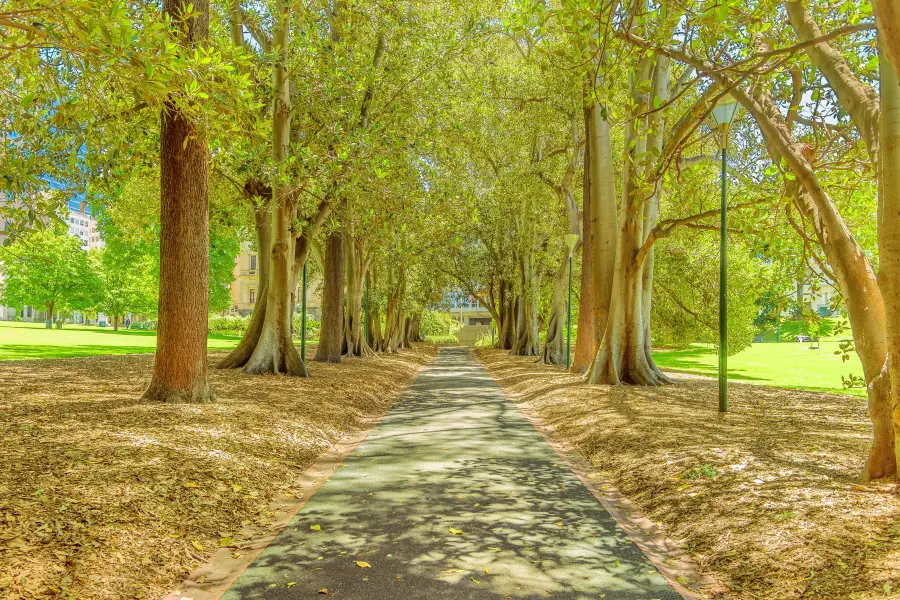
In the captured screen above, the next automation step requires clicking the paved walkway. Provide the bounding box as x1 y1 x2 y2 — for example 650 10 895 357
222 348 682 599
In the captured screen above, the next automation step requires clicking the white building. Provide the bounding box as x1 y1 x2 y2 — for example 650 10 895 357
66 199 104 250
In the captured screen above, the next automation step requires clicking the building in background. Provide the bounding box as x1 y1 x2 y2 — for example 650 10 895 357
66 199 104 251
444 291 492 326
229 242 322 318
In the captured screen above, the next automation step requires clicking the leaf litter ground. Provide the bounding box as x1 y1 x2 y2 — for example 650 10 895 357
476 348 900 600
0 345 438 599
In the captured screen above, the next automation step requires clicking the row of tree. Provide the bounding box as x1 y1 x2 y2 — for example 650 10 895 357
5 0 900 482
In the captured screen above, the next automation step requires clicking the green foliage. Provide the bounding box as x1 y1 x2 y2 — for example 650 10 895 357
420 310 461 337
680 465 719 480
292 313 321 340
90 245 157 319
208 315 250 335
0 228 99 318
425 335 459 345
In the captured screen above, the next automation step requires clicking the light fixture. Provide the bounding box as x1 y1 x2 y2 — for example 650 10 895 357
710 93 739 150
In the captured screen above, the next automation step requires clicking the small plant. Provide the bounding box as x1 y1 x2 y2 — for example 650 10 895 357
841 373 865 389
680 464 719 480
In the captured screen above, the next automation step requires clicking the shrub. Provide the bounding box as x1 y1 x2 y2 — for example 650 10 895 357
420 309 462 337
292 312 321 340
129 321 157 331
425 334 459 345
208 315 249 335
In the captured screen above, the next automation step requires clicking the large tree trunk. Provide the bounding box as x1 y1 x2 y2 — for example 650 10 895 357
541 118 583 365
316 230 345 362
45 301 54 329
587 55 671 386
878 44 900 474
573 90 617 372
511 253 540 356
875 0 900 72
241 0 306 377
494 279 515 350
217 206 271 369
112 315 119 331
142 0 212 403
541 256 570 365
344 233 372 357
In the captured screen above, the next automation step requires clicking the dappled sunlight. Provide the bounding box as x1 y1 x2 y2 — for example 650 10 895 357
0 346 438 599
477 348 900 599
221 348 679 600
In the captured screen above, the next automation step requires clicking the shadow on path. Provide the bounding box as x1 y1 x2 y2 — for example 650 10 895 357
222 348 681 600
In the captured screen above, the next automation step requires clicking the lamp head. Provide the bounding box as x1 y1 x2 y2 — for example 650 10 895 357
710 93 739 150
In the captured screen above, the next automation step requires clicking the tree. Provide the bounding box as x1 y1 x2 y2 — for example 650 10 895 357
142 0 213 403
90 246 156 330
1 228 99 327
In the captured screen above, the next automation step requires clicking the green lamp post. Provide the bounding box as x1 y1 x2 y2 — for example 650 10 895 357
564 233 580 369
710 93 740 413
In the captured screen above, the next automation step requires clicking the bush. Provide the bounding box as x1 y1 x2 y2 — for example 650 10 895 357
13 316 22 322
129 321 157 331
208 315 249 335
292 312 321 340
420 309 462 337
425 334 459 345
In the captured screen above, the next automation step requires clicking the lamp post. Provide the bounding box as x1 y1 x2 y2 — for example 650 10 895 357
710 93 739 413
564 233 580 369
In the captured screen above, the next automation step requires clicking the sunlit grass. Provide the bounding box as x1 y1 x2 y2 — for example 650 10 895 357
0 320 241 360
653 341 866 397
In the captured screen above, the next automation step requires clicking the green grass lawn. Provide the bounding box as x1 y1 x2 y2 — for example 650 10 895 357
653 340 867 397
0 321 241 360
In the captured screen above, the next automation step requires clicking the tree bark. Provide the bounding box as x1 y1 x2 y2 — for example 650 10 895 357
217 205 271 369
878 42 900 474
574 88 617 372
511 253 540 356
316 230 346 362
586 54 671 386
142 0 212 403
875 0 900 72
45 301 54 329
344 232 373 356
541 119 583 365
241 0 307 376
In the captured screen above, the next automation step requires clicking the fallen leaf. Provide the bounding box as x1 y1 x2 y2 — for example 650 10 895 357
448 528 463 535
676 575 688 585
471 577 481 584
191 541 205 552
310 524 322 531
356 561 371 568
218 537 235 547
287 582 296 587
183 482 199 488
318 589 329 595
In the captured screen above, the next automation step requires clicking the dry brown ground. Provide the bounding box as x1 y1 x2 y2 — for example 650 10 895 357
0 345 438 600
476 348 900 600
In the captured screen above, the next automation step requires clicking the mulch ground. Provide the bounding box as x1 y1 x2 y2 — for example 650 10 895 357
0 345 438 600
476 348 900 600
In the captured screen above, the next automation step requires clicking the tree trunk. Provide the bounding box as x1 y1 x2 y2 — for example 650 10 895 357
217 206 271 369
344 234 373 357
586 55 671 386
573 92 617 372
541 255 569 365
542 118 583 365
511 254 540 356
241 0 306 377
142 0 212 403
113 314 119 331
316 230 345 362
878 43 900 474
45 301 54 329
875 0 900 72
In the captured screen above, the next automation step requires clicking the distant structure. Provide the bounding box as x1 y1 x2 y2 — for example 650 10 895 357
65 199 104 250
444 290 492 326
0 197 104 322
228 241 322 318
